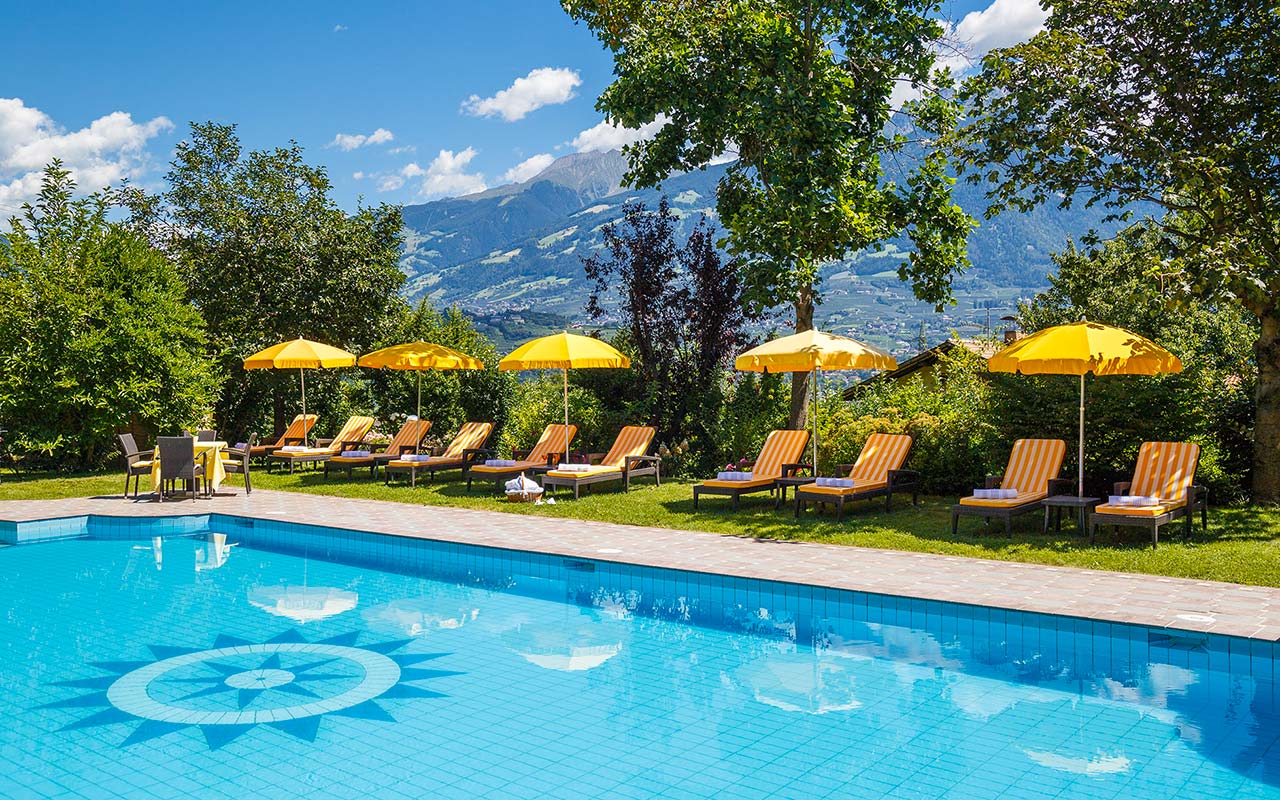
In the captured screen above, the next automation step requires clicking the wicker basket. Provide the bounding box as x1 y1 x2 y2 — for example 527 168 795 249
505 489 543 504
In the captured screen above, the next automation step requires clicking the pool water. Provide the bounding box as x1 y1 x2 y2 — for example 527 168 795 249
0 518 1277 799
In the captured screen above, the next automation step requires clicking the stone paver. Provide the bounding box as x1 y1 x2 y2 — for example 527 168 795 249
2 489 1278 641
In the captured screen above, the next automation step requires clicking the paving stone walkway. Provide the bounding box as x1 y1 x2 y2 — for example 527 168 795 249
3 489 1278 640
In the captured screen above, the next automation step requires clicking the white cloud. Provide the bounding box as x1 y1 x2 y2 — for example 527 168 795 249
328 127 395 151
462 67 582 122
388 144 416 155
376 175 404 192
892 0 1048 109
953 0 1048 59
500 153 555 184
333 24 348 32
0 97 172 214
571 116 666 153
402 148 487 198
352 171 365 180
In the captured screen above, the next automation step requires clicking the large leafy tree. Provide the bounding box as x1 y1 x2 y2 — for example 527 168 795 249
0 163 219 469
129 122 405 439
562 0 973 429
957 0 1280 501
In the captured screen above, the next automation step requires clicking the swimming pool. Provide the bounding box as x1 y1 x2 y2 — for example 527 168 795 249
0 514 1276 799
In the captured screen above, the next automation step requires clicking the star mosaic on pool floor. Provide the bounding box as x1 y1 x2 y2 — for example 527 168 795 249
39 628 462 750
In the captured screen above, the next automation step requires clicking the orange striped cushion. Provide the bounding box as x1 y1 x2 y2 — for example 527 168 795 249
1095 501 1182 517
274 414 317 447
1129 441 1200 504
959 491 1045 508
1000 438 1066 495
441 422 493 459
599 426 655 468
752 429 810 479
470 459 543 474
803 479 887 497
385 418 432 454
528 424 577 463
847 433 912 484
701 477 777 490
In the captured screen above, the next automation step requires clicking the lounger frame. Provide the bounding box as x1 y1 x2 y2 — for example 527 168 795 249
692 463 808 510
794 468 921 521
465 446 566 493
542 455 662 499
951 476 1075 537
1087 483 1208 549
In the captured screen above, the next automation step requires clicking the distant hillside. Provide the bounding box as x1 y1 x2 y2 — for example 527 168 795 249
398 149 1129 354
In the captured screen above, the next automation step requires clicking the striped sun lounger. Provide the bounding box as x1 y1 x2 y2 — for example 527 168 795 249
324 418 433 479
466 424 577 493
692 429 810 511
951 438 1068 536
795 432 919 520
1088 441 1206 548
248 414 318 459
542 425 659 498
267 416 376 473
385 422 494 487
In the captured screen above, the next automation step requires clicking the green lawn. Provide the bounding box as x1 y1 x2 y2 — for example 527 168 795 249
3 469 1279 587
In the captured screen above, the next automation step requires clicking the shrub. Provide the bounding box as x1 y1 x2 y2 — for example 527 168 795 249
0 163 220 469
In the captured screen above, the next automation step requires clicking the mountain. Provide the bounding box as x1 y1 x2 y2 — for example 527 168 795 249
398 150 1127 353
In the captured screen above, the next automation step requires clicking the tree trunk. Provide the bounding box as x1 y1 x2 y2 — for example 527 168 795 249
788 286 815 430
1255 313 1280 503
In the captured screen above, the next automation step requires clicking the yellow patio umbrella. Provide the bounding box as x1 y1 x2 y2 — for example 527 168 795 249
735 329 898 469
243 337 357 447
499 332 630 456
987 320 1183 496
359 342 485 454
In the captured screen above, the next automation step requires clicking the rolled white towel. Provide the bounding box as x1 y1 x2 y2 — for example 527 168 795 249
400 454 433 463
505 475 542 492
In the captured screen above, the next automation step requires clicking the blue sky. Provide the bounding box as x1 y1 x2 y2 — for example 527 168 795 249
0 0 1043 217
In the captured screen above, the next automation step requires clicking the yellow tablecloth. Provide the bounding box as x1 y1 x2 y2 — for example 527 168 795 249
150 441 229 492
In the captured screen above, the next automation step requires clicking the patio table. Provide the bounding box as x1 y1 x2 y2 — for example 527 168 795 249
150 440 229 493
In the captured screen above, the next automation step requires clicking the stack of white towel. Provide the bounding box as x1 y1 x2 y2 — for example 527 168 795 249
556 463 592 472
485 459 518 467
972 488 1019 499
279 446 308 453
814 477 856 488
399 454 433 462
716 471 754 481
1108 495 1160 507
341 450 372 458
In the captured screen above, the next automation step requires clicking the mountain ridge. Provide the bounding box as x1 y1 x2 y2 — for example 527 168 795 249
396 149 1123 352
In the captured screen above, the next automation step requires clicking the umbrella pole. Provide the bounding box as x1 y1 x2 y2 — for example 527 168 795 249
812 367 820 473
563 367 570 460
300 368 307 448
416 371 423 455
1078 374 1085 497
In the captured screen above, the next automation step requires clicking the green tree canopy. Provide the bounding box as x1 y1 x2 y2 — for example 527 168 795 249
1004 227 1258 500
365 301 515 441
562 0 973 428
0 162 219 469
129 122 406 440
957 0 1280 500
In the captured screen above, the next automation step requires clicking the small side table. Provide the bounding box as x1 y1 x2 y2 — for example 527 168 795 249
774 475 815 508
1042 495 1101 535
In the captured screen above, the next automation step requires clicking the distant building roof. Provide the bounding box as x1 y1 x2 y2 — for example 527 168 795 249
841 338 1000 399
